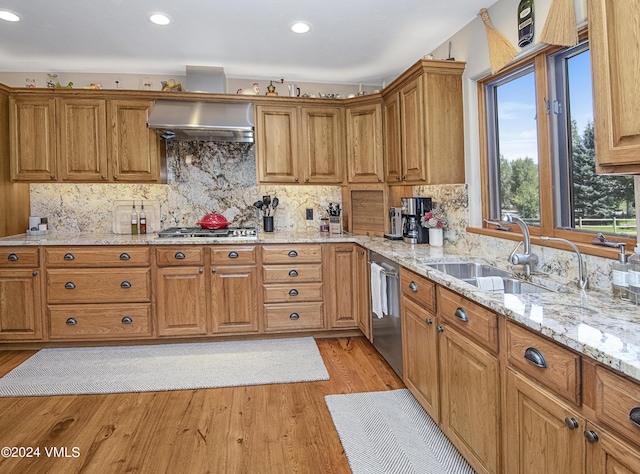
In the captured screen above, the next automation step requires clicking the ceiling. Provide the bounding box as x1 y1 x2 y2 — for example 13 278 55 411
0 0 497 85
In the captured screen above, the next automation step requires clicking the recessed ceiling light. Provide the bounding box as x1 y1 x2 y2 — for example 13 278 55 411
149 13 171 26
0 10 20 22
290 21 311 34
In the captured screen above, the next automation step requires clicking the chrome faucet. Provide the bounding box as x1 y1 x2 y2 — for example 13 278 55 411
503 213 538 276
540 236 589 290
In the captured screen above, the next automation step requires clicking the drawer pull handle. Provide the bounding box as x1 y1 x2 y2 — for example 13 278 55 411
121 316 133 324
630 407 640 428
289 289 299 296
454 307 469 322
425 318 433 325
228 251 239 258
119 253 131 260
64 282 76 289
66 318 77 325
409 281 418 292
175 252 186 259
564 418 579 430
290 313 300 320
64 253 75 260
436 326 444 333
289 270 298 277
32 272 38 277
288 250 298 257
583 430 599 444
120 281 132 289
7 253 19 261
524 347 548 368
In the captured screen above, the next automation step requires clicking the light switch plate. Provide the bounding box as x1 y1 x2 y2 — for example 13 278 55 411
306 208 313 220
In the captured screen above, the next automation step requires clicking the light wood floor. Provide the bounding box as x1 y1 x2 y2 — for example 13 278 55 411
0 337 404 474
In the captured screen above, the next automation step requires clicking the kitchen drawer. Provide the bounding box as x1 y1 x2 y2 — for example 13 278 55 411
0 247 39 268
48 304 152 340
47 268 151 304
263 283 323 303
262 263 323 283
211 246 257 265
262 245 322 264
506 321 581 405
400 268 436 313
156 247 205 266
264 302 324 332
45 247 150 267
594 365 640 445
438 286 498 353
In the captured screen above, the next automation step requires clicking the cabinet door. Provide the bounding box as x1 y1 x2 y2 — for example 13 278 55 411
256 105 299 183
402 296 439 422
439 323 500 474
589 0 640 173
326 244 357 328
57 98 108 182
108 100 160 182
400 76 427 182
210 265 259 334
9 96 57 181
300 106 344 184
505 369 585 474
156 267 207 336
0 269 42 340
586 422 640 474
346 103 384 183
383 92 402 183
356 246 371 339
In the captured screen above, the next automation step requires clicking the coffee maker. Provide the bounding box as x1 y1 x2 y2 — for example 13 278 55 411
401 197 432 244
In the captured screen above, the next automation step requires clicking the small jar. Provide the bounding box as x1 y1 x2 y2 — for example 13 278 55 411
320 218 329 233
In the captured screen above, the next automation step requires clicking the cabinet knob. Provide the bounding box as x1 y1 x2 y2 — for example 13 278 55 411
289 313 300 320
211 268 217 274
228 251 239 258
66 318 77 325
436 326 444 333
564 418 579 430
32 271 38 277
120 281 132 288
294 177 299 182
288 250 298 257
305 177 309 182
119 253 131 260
64 282 76 289
425 318 433 325
199 268 203 274
7 253 19 261
289 289 299 296
101 175 107 180
289 270 298 277
63 253 75 260
630 407 640 428
174 252 186 259
583 430 599 444
378 177 383 182
524 347 548 369
121 316 133 324
113 175 119 180
402 175 406 181
409 281 418 292
50 175 56 180
454 307 469 322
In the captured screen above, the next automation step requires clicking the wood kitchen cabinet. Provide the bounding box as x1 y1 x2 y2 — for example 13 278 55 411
0 248 42 341
382 59 465 185
588 0 640 174
256 105 299 183
209 246 259 334
346 101 384 183
326 243 358 329
355 246 371 339
585 421 640 473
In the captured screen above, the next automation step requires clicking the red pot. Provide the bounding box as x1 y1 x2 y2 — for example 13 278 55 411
197 213 230 229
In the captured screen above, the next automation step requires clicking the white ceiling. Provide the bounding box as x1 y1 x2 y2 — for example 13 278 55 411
0 0 497 85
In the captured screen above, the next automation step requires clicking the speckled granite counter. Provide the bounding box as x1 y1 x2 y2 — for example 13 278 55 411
2 230 639 383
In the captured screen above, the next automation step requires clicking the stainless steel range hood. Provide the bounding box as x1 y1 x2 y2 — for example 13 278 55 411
147 100 254 142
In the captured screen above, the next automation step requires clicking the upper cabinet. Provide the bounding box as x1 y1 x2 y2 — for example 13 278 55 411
256 103 345 185
382 60 465 184
9 93 162 183
589 0 640 174
346 101 384 183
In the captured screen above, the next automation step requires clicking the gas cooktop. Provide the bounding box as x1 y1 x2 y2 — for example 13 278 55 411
157 226 258 239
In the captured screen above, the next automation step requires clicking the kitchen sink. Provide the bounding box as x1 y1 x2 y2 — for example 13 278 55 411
427 262 553 294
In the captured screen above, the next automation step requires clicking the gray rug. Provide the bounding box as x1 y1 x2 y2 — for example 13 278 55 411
325 389 475 474
0 337 329 397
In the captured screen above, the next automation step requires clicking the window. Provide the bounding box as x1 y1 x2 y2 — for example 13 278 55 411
480 39 636 249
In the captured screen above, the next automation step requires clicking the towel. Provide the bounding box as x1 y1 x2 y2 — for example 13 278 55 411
370 263 387 318
475 276 505 293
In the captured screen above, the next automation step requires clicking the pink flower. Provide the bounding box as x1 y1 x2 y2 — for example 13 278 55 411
435 221 443 229
424 211 433 220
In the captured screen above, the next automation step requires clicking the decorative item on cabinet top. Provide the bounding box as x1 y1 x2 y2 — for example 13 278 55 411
113 200 160 234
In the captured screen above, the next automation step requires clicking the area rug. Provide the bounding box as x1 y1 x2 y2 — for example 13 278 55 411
0 337 329 397
325 389 474 474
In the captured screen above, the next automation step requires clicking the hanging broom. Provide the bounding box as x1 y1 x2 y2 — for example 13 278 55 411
539 0 578 47
479 8 517 74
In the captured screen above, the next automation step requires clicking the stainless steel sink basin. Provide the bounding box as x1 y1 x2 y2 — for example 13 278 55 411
427 262 552 294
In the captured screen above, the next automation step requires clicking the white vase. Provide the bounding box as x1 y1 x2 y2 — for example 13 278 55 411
429 228 444 247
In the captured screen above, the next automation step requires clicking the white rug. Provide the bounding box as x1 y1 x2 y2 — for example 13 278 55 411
0 337 329 397
325 389 475 474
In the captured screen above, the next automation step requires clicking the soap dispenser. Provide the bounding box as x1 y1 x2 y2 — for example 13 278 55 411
612 243 629 299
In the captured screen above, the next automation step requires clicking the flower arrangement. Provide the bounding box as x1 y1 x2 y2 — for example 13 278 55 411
421 206 448 229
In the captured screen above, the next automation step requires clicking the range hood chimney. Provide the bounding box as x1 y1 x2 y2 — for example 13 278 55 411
147 66 254 142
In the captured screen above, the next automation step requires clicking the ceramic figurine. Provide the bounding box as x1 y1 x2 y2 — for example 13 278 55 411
237 83 259 95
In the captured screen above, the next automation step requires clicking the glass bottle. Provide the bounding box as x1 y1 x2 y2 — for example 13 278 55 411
131 201 138 235
139 202 147 234
612 244 629 299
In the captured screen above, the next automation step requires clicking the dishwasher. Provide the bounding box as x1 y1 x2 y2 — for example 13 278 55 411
369 251 402 377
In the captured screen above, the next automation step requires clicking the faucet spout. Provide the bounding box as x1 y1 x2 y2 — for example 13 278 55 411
503 213 538 275
540 236 589 290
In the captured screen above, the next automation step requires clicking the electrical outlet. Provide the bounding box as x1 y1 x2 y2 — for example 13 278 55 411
306 208 313 220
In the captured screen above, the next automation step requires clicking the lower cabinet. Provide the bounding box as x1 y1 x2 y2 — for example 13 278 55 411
0 269 42 341
355 246 371 339
326 243 358 329
585 421 640 473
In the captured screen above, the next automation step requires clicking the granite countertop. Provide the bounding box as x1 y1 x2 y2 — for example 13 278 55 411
2 230 639 382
